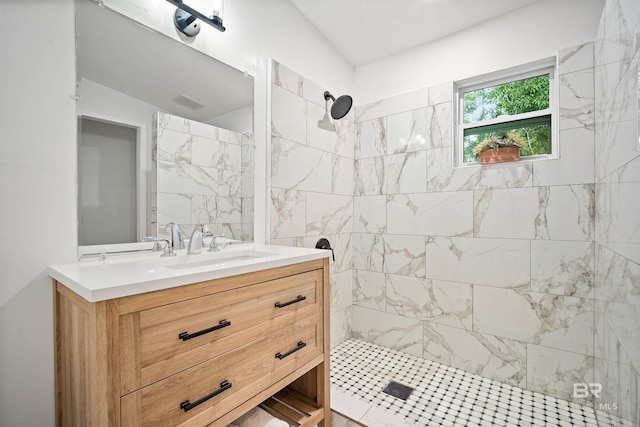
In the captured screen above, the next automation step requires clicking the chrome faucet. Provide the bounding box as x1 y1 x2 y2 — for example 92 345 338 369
187 224 207 254
165 222 184 251
208 234 225 252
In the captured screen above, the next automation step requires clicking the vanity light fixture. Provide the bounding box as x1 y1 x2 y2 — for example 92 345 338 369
166 0 225 37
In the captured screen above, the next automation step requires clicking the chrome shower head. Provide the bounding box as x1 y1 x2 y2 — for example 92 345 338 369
324 91 353 120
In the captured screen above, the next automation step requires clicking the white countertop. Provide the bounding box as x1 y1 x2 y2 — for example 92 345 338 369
49 244 330 302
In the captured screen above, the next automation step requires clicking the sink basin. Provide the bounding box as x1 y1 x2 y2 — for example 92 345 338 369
160 250 276 270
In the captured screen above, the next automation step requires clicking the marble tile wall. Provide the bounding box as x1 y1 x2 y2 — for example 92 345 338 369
152 112 253 241
351 41 600 406
593 0 640 424
269 62 355 348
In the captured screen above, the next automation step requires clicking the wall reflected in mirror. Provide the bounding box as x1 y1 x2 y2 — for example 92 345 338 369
76 0 254 247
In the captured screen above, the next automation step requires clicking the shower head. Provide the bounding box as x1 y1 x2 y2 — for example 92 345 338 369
318 97 336 132
324 91 353 120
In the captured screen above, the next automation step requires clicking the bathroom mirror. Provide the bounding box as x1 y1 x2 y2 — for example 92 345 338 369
76 0 254 249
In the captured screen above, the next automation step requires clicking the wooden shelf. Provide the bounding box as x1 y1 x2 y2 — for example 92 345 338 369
259 388 325 427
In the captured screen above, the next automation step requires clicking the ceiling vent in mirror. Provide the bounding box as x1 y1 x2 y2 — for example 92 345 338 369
167 0 226 37
174 94 206 110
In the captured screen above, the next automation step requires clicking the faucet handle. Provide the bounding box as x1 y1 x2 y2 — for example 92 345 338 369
142 236 162 252
208 234 226 252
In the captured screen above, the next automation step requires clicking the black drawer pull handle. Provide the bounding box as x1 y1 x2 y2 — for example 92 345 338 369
275 341 307 360
180 380 232 412
178 319 231 341
274 295 306 308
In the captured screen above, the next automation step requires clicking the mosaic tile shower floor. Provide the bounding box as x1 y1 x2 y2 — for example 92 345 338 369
330 339 616 427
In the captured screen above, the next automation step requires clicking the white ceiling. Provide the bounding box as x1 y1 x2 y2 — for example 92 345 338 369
289 0 543 67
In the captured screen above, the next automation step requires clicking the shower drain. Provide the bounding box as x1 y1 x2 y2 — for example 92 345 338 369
382 381 414 401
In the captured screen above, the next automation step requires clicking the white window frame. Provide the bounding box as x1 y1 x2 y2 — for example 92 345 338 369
454 58 559 167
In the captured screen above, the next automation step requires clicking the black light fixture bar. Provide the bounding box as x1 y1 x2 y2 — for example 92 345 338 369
165 0 226 32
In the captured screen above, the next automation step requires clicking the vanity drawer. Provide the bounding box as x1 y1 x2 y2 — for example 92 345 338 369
120 269 322 393
120 316 321 427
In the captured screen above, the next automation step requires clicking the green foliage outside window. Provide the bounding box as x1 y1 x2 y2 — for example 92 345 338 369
462 74 551 163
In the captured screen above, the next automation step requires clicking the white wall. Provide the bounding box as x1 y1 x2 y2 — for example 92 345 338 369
0 0 77 426
355 0 605 104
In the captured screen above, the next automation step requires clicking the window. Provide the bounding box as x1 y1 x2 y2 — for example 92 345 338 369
455 60 558 166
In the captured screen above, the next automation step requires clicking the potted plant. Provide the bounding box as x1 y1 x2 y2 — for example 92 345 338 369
472 131 524 164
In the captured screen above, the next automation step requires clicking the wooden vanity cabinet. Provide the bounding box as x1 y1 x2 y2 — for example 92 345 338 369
54 258 330 427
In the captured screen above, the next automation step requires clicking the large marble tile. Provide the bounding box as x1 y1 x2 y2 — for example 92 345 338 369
353 270 386 310
330 307 352 349
305 193 353 236
157 127 192 163
218 170 241 197
425 102 452 149
220 141 242 172
474 287 594 355
428 82 453 105
271 84 306 144
386 275 472 329
382 151 427 194
355 118 386 159
331 154 354 196
596 119 639 183
331 270 353 313
423 323 526 387
158 112 218 139
595 244 640 307
559 42 595 75
595 300 635 365
426 147 532 192
215 196 242 223
386 192 473 237
606 302 640 371
270 188 305 239
308 232 353 275
272 61 303 96
600 152 640 184
351 306 423 357
596 182 640 263
526 344 594 404
594 357 640 425
595 0 638 67
385 108 428 154
531 240 595 298
190 195 217 224
354 157 384 196
271 137 331 193
353 196 386 234
352 233 384 272
425 236 530 288
532 127 595 186
335 116 356 159
382 234 426 278
559 68 595 131
355 88 429 122
473 185 594 241
157 192 191 225
157 161 219 196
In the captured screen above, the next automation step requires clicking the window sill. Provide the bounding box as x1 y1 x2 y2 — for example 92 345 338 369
455 153 558 169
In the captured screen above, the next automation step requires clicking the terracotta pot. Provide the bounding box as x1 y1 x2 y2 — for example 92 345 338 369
480 146 520 164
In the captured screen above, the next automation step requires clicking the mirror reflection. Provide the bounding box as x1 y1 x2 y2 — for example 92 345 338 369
76 0 254 247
